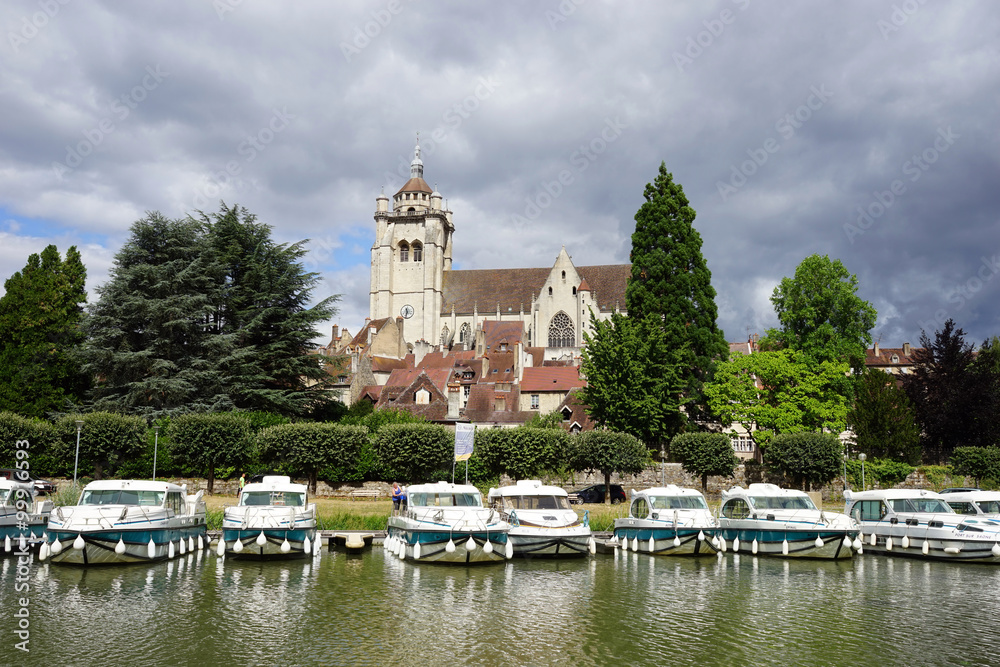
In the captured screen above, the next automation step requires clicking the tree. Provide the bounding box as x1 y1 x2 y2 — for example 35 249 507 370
902 320 980 463
0 412 55 474
169 413 251 493
625 162 728 422
83 207 340 418
968 336 1000 449
950 446 1000 487
848 368 921 464
580 312 685 448
670 432 738 491
373 423 454 483
764 432 842 491
52 412 146 479
762 254 877 369
256 422 368 493
571 430 650 504
475 426 570 480
704 349 850 459
0 245 89 417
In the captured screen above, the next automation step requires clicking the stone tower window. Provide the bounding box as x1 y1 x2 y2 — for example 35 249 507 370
412 242 423 262
399 242 409 262
548 312 575 348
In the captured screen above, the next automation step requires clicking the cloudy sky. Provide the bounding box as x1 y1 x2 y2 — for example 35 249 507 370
2 0 998 348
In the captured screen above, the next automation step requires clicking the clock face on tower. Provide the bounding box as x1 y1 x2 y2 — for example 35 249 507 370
400 304 414 319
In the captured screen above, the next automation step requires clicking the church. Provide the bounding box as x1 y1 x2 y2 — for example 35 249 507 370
368 140 630 353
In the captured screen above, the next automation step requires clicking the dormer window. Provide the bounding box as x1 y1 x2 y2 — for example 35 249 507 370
891 354 899 363
561 406 572 421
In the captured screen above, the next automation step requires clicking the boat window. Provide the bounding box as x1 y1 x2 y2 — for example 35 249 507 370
501 495 570 510
957 523 983 532
0 489 9 505
631 498 649 519
851 500 886 522
748 496 815 511
649 496 708 510
977 500 1000 514
947 502 976 515
722 498 750 519
409 492 482 507
890 498 952 513
167 492 184 515
79 489 164 506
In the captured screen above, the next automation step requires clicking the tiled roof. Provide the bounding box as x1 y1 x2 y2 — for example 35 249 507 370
395 177 433 195
371 356 410 373
381 368 452 394
485 352 516 383
481 320 523 351
556 387 596 432
441 264 629 314
866 346 921 367
417 350 476 368
349 318 391 347
521 366 584 392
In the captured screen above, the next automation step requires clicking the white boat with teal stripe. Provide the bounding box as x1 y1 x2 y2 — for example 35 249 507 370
613 486 718 556
219 476 319 559
2 477 51 554
487 480 595 557
386 481 511 564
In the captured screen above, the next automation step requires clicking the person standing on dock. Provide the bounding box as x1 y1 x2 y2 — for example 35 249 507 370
239 473 246 498
391 482 403 511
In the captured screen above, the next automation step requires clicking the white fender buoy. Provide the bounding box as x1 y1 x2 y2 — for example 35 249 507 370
398 542 406 559
619 535 628 550
313 537 321 556
188 536 195 552
445 538 456 553
751 538 759 555
843 536 852 549
857 544 863 555
483 541 493 555
992 543 1000 558
198 535 204 551
385 535 393 552
115 538 126 555
781 539 789 555
853 536 863 551
256 531 267 547
869 532 877 547
217 539 226 557
234 539 244 553
504 539 514 559
303 536 311 554
51 538 63 555
697 530 705 542
901 535 910 549
465 536 476 552
19 535 26 552
280 538 291 553
589 536 596 555
733 537 741 552
672 535 681 548
168 541 175 559
147 538 156 559
3 535 10 552
39 541 49 561
886 537 893 551
814 536 824 549
414 541 422 559
648 536 656 552
720 537 727 553
179 537 186 554
73 534 85 550
631 536 639 551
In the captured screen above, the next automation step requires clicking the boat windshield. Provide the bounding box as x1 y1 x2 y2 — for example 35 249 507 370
500 495 570 510
79 489 164 506
648 495 708 510
241 491 305 507
890 497 953 513
0 489 9 505
977 500 1000 514
410 492 482 507
748 496 816 511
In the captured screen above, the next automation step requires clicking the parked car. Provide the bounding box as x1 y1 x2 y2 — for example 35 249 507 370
0 468 51 493
33 479 56 494
575 484 627 504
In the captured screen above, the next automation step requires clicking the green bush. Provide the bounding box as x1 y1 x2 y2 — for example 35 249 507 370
764 432 842 491
374 423 453 483
950 446 1000 486
169 413 251 493
0 411 56 475
52 412 146 479
257 422 368 492
671 432 738 491
476 426 571 480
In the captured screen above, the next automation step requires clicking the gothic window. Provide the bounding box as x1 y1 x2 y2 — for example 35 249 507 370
399 242 409 262
561 270 566 280
412 242 423 262
459 323 471 346
548 312 575 348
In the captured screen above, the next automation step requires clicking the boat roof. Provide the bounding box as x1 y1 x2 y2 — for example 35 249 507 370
83 479 187 493
939 490 1000 503
0 478 33 491
488 480 569 498
844 488 945 502
242 475 307 494
407 481 481 495
722 483 809 499
631 485 707 498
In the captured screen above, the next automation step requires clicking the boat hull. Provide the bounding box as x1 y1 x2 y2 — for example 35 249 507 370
613 525 718 556
386 520 509 564
2 520 47 554
221 527 318 559
715 525 857 559
507 531 592 558
859 529 1000 563
44 525 209 565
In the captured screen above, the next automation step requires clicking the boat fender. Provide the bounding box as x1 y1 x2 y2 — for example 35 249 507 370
466 536 477 552
814 536 824 549
39 541 49 561
697 530 705 542
179 537 186 555
842 536 852 549
619 536 628 551
733 537 741 552
189 537 195 552
256 531 267 547
943 546 961 555
719 537 727 553
51 538 63 555
280 538 291 553
505 539 514 559
921 540 929 555
672 535 680 548
445 538 456 554
115 538 126 555
303 536 311 554
992 543 1000 558
398 542 406 559
313 537 321 556
3 535 10 553
233 539 244 553
147 538 156 559
414 541 422 559
198 535 204 550
781 539 789 555
853 536 863 551
589 536 596 555
217 539 226 557
751 538 758 555
631 536 639 552
869 532 877 547
168 541 175 559
73 534 85 550
483 541 493 555
901 535 910 549
886 537 893 551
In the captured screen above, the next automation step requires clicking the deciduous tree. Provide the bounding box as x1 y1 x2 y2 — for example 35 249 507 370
670 432 738 491
169 412 251 493
848 368 921 464
571 430 650 504
256 422 368 493
764 432 842 491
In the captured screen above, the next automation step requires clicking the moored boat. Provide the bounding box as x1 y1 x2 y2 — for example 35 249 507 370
940 489 1000 520
386 481 511 564
2 477 52 554
613 485 718 555
487 480 594 557
845 488 1000 562
219 475 319 559
718 483 859 559
41 479 208 565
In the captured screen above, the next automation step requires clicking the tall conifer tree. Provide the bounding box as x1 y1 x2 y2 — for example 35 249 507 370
626 162 728 422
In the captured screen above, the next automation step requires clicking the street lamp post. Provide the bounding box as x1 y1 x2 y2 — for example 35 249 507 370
661 444 666 487
152 425 160 480
843 451 849 491
859 453 867 492
73 420 83 484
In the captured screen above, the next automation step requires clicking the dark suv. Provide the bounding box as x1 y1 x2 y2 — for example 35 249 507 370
576 484 627 504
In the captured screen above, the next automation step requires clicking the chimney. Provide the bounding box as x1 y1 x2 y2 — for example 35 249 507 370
903 342 910 357
447 382 461 419
332 325 339 340
873 341 880 357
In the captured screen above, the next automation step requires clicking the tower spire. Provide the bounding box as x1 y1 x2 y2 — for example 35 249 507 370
410 132 423 179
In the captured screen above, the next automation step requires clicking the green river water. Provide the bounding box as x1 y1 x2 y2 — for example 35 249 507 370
2 547 998 666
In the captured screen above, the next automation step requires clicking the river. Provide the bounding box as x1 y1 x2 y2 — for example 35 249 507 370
2 548 998 666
